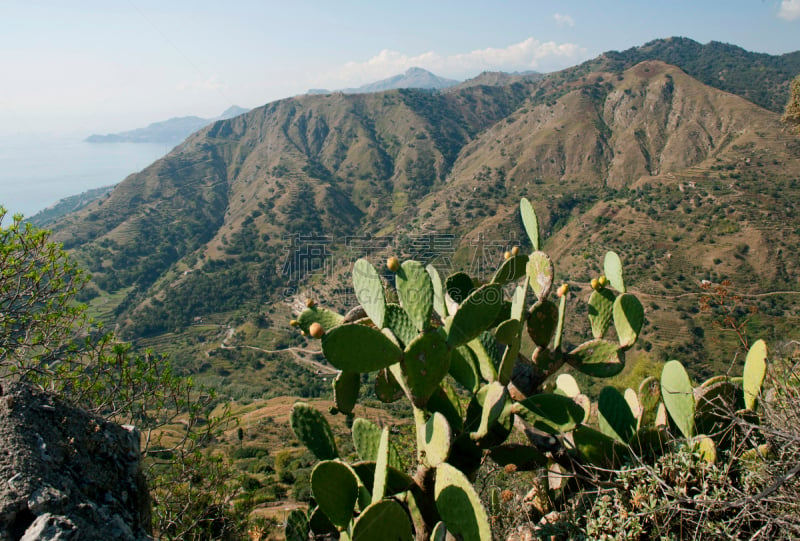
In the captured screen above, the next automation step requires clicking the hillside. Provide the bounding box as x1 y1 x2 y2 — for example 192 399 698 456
46 42 800 397
307 67 459 94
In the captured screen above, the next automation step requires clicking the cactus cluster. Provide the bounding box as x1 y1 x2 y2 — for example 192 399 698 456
283 197 771 540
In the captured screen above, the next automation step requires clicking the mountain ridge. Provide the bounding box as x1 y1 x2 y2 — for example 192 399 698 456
41 38 800 394
307 67 460 95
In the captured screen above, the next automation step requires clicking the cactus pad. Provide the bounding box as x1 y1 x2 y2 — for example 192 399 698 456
427 264 448 319
309 507 336 536
425 411 453 467
435 462 493 541
527 299 559 347
572 425 630 468
285 509 309 541
495 318 520 345
568 339 625 377
290 402 338 460
446 283 504 348
396 260 434 331
513 393 586 434
352 258 387 329
384 303 418 347
351 418 403 470
449 345 480 393
322 323 403 372
333 371 360 415
526 251 554 299
613 293 644 348
511 282 528 322
638 376 662 427
297 306 344 334
588 289 615 339
492 254 529 285
470 381 508 442
371 426 390 504
468 333 499 382
598 386 637 443
604 251 626 293
402 329 451 406
374 367 404 403
661 360 696 439
743 339 767 410
445 272 475 304
520 197 540 251
487 443 548 471
555 373 581 398
311 460 359 529
352 500 413 540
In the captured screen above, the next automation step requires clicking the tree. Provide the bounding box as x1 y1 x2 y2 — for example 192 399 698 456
782 74 800 134
0 207 249 539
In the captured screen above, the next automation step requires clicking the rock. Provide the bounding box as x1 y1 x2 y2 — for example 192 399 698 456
0 382 151 540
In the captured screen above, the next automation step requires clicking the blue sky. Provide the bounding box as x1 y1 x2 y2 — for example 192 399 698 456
1 0 798 136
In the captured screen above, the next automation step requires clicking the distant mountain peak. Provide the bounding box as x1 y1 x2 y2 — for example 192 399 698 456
307 67 460 95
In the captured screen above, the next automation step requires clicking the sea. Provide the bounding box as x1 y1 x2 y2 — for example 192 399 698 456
0 133 172 219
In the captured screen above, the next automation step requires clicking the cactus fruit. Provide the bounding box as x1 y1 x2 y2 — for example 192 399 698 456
598 275 608 288
591 278 600 291
322 323 403 372
556 283 569 297
613 293 644 348
568 339 625 377
434 462 493 541
290 403 338 460
604 251 626 293
520 197 540 251
446 284 504 348
526 252 554 299
351 500 413 540
512 246 520 256
387 256 401 273
597 386 637 443
309 322 324 338
290 319 299 327
743 339 767 410
504 250 512 260
661 360 696 439
353 258 386 329
588 288 615 339
285 509 310 541
310 461 360 529
306 298 316 308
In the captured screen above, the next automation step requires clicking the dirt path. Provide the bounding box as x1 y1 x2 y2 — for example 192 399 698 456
214 325 336 375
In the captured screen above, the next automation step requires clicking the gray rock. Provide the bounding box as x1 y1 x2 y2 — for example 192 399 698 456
0 382 151 540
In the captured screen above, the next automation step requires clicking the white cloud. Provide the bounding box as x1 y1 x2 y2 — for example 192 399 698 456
779 0 800 20
323 37 586 87
553 13 575 27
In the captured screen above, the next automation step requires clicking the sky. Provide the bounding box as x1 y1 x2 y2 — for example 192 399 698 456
1 0 799 137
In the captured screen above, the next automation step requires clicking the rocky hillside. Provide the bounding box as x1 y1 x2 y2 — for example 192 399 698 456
47 40 800 389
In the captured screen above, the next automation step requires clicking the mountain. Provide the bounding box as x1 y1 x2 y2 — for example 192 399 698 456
574 37 800 113
308 67 460 94
45 40 800 398
85 106 250 145
27 185 114 228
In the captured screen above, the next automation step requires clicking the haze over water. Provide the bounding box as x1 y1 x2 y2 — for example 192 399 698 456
0 134 170 219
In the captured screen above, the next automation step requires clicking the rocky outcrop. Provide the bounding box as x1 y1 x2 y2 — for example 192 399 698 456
0 382 151 541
